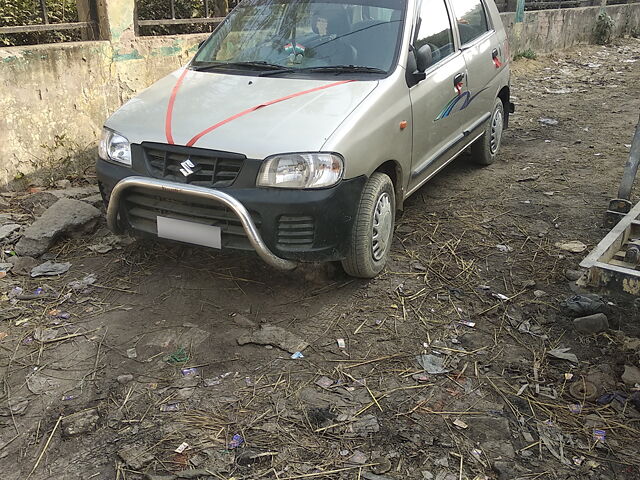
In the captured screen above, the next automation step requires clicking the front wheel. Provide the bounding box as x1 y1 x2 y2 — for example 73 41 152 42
471 97 505 166
341 172 395 278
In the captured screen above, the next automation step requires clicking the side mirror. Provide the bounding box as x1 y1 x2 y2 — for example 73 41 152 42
415 44 433 72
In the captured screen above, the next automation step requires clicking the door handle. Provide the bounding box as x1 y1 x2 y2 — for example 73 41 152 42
453 73 465 95
492 48 502 68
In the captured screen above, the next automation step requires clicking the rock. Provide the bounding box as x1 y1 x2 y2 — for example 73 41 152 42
30 261 72 277
416 354 450 374
534 290 546 298
237 324 308 353
81 193 105 207
573 313 608 334
348 450 368 464
55 179 72 189
421 472 435 480
15 198 100 257
467 416 515 458
565 269 584 281
622 365 640 387
371 457 392 474
349 414 380 436
362 473 394 480
48 185 99 199
61 408 99 437
119 444 155 470
117 374 134 384
0 224 21 241
144 475 176 480
0 396 29 416
0 263 12 273
7 256 38 275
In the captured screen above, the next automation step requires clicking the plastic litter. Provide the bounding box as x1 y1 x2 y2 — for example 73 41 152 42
181 367 198 376
228 433 244 449
167 347 189 364
126 348 138 359
337 338 346 349
548 347 578 363
593 429 606 443
291 351 304 359
68 273 97 291
174 442 189 453
160 403 180 412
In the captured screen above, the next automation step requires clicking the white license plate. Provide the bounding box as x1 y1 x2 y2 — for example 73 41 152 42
156 216 221 249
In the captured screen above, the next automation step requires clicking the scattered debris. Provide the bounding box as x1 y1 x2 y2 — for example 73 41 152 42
562 294 606 316
416 354 450 374
621 365 640 387
30 261 72 277
237 324 309 354
538 117 559 125
555 240 587 253
547 347 579 363
61 408 99 437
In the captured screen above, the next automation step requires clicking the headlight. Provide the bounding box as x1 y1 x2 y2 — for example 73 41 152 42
257 153 343 189
99 128 132 166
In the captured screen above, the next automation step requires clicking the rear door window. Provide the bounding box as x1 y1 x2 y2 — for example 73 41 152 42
452 0 489 45
414 0 454 65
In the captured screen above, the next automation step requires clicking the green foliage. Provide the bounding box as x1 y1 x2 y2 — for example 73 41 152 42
137 0 230 36
594 11 615 45
513 48 537 60
0 0 80 46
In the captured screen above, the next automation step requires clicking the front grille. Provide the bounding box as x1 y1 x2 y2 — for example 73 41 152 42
123 188 260 250
277 215 315 248
143 145 243 188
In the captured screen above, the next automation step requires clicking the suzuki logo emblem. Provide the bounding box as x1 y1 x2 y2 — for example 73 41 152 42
179 159 196 177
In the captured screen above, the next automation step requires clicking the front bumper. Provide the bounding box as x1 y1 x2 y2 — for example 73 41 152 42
97 153 365 267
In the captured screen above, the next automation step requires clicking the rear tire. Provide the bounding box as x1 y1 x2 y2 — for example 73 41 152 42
471 97 505 166
341 172 395 278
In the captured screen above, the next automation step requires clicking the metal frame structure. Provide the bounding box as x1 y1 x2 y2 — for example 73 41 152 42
581 113 640 294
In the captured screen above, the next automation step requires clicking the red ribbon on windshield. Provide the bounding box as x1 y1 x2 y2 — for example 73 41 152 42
164 70 354 147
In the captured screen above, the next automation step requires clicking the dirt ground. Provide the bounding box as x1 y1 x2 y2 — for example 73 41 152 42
1 38 640 480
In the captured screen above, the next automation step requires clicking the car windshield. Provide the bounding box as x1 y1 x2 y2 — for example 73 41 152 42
192 0 406 74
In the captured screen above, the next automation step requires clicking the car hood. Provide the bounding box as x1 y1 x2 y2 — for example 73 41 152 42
106 68 378 158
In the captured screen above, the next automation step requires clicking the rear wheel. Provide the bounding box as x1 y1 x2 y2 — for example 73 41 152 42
471 97 504 166
341 172 395 278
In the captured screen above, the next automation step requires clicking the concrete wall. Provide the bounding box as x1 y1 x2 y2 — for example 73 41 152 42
1 1 639 185
503 4 640 55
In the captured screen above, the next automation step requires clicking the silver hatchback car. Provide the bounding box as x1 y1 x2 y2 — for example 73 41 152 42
97 0 513 278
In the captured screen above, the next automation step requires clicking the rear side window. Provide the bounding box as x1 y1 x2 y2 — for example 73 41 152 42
415 0 454 65
452 0 489 44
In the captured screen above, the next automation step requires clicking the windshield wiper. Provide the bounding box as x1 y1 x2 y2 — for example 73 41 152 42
260 65 387 77
192 61 290 72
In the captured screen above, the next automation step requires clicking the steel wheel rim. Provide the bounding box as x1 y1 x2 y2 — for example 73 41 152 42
372 192 392 261
490 107 504 154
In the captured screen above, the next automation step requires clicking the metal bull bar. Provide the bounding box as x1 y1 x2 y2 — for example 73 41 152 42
106 176 297 271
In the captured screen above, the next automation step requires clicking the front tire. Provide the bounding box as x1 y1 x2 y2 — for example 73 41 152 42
471 97 505 166
341 172 395 278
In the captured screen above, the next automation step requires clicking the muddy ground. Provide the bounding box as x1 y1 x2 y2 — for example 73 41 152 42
1 38 640 480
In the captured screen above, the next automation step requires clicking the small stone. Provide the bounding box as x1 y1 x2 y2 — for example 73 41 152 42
533 290 546 298
61 408 99 437
118 444 155 470
237 324 308 354
565 269 584 281
621 365 640 387
522 279 536 289
117 374 134 384
7 256 38 275
55 179 72 189
0 224 21 241
347 450 368 464
573 313 609 334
